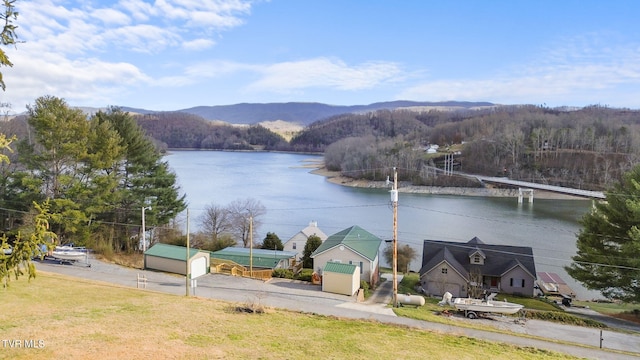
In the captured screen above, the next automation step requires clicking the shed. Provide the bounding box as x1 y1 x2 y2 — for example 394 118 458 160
144 243 210 278
322 261 360 296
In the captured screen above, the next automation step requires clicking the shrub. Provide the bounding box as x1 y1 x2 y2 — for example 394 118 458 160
295 269 314 282
272 268 294 279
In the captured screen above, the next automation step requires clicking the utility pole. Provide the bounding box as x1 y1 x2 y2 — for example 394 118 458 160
249 215 253 278
391 167 399 307
186 208 190 297
141 205 151 252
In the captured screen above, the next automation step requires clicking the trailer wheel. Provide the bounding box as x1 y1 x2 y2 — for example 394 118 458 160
466 311 477 319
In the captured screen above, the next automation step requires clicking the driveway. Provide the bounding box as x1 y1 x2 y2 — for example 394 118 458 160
34 257 640 359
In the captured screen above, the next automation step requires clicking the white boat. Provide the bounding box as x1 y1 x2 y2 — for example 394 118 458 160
51 246 88 263
440 292 524 318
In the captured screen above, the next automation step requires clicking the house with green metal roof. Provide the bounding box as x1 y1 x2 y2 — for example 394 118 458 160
311 225 382 287
210 247 297 270
144 243 210 278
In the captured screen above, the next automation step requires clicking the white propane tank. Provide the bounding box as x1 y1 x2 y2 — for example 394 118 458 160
399 294 425 306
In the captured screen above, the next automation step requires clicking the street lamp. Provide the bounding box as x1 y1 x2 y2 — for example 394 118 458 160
141 206 151 252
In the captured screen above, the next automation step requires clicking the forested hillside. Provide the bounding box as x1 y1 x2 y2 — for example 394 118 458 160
6 103 634 193
311 105 640 191
134 112 290 151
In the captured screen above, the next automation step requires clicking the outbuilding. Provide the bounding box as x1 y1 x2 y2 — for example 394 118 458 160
322 261 360 296
144 243 210 278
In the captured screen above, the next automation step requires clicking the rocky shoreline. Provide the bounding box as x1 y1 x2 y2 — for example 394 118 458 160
307 165 586 200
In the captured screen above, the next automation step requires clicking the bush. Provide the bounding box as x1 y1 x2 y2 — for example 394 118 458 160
295 269 314 282
360 280 371 297
272 268 294 279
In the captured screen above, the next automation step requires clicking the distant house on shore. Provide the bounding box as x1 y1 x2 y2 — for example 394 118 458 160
283 221 328 260
418 237 536 298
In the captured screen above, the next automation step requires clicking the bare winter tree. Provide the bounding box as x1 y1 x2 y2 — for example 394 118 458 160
198 203 231 242
227 198 266 248
467 266 484 299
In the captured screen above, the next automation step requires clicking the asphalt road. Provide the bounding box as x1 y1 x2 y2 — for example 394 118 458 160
34 256 640 359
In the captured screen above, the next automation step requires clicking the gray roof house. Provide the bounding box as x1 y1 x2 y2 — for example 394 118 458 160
418 237 537 298
283 221 328 260
311 225 382 287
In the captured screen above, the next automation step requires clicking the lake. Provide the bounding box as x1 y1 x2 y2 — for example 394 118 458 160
164 150 597 299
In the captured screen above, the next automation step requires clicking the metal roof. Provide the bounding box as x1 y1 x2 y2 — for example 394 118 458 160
144 243 203 261
324 261 357 275
311 225 382 261
210 247 297 269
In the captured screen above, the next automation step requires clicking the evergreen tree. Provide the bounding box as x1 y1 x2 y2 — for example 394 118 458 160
261 232 283 250
302 235 322 269
93 107 186 252
565 165 640 302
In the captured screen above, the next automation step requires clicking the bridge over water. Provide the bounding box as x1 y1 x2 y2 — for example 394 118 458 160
474 175 606 200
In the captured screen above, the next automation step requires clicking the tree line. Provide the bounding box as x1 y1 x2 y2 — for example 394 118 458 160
312 105 640 191
0 96 187 255
135 112 290 151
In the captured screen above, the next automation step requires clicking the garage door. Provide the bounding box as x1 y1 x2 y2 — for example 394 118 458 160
191 257 207 279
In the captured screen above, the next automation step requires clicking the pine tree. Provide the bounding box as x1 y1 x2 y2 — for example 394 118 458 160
565 165 640 302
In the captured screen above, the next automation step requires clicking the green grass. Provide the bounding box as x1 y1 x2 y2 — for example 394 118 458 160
0 271 579 360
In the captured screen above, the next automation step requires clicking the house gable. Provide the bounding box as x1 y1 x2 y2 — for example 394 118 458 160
419 237 537 296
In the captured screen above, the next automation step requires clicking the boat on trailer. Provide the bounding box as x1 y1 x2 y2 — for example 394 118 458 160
440 292 524 319
50 246 90 266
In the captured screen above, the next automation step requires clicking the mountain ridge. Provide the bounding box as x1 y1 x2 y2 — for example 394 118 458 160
121 100 495 126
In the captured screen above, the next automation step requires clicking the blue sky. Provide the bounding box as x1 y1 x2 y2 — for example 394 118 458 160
1 0 639 113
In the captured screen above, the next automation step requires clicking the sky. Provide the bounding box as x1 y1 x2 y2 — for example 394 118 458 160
1 0 640 114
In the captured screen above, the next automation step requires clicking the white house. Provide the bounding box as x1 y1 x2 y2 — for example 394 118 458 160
283 221 328 260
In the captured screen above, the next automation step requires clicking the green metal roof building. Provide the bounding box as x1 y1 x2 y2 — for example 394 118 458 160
144 243 210 277
210 247 298 269
311 225 382 287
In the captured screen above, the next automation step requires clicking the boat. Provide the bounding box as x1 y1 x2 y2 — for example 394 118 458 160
440 292 524 319
50 246 89 264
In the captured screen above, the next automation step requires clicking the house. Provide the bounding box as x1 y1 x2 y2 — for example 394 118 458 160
210 247 298 270
311 225 382 287
282 220 328 260
322 262 360 296
144 243 210 278
418 237 536 297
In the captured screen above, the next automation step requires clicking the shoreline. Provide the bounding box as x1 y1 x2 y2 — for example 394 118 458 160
308 165 587 200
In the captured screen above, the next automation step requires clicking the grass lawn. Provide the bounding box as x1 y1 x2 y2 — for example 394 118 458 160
0 272 578 360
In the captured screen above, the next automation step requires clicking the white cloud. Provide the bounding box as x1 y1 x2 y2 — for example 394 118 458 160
0 0 254 111
398 36 640 106
183 38 217 51
247 58 403 93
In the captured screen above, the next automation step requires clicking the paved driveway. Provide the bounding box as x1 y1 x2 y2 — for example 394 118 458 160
34 257 640 359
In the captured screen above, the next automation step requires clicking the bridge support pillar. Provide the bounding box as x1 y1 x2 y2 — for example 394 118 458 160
518 188 534 204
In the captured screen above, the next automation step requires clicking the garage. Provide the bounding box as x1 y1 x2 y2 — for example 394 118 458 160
322 261 360 296
144 243 210 277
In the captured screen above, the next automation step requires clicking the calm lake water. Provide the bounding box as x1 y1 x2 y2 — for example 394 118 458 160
165 150 598 299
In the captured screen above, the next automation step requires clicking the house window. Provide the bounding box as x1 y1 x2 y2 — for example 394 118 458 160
441 268 448 274
360 261 363 274
473 255 480 263
292 242 296 250
510 278 525 288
